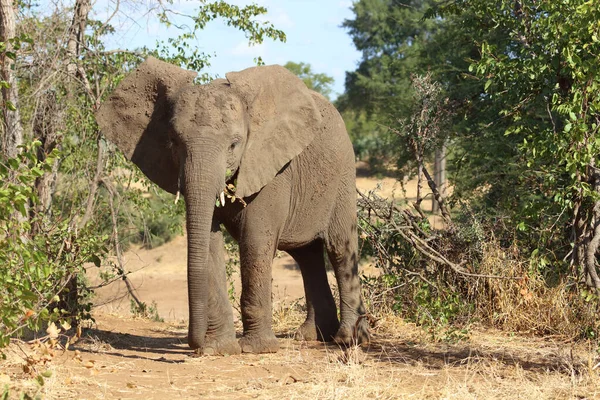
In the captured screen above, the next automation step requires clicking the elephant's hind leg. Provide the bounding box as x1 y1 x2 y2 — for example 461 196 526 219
287 240 339 342
325 199 370 346
202 224 241 355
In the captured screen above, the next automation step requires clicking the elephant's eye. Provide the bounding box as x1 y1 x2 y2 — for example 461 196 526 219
168 129 180 147
230 139 240 151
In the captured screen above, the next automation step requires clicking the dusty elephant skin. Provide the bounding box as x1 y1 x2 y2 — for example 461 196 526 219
95 57 369 355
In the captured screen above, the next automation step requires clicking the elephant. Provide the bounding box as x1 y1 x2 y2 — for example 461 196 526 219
95 57 369 355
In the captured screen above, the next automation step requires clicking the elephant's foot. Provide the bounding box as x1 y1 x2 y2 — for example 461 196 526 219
333 319 370 347
239 332 279 354
294 318 340 342
201 335 242 356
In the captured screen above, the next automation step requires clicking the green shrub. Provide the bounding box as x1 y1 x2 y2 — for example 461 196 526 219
0 141 108 350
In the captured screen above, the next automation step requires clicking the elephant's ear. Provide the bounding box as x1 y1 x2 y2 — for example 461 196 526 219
95 56 196 194
226 65 321 198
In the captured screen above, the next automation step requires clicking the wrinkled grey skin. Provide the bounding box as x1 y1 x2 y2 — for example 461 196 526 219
95 57 368 355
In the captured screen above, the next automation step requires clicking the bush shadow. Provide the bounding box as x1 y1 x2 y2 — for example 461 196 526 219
72 326 189 363
361 337 587 375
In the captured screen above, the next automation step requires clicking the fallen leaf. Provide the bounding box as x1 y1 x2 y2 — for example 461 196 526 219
46 322 59 339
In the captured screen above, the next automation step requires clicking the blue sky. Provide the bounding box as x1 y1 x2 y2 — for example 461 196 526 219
92 0 361 99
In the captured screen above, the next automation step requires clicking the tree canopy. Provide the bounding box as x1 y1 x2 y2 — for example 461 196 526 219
283 61 334 99
344 0 600 289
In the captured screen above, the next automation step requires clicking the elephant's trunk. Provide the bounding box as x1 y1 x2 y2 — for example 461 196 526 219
183 149 224 350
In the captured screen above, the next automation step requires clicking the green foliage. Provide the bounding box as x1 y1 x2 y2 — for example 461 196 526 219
338 105 394 165
224 230 240 308
283 61 335 99
340 0 444 168
342 0 441 118
134 195 182 249
101 182 185 251
152 1 286 80
345 0 600 276
0 141 108 349
432 0 600 275
409 282 471 342
346 0 600 341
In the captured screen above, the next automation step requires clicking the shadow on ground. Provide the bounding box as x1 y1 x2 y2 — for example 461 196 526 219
73 320 585 377
73 325 188 363
363 337 585 375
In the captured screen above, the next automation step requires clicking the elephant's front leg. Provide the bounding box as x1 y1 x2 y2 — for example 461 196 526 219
202 223 241 355
238 230 280 354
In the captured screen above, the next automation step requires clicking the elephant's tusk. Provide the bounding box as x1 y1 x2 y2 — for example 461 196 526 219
216 185 247 208
175 174 182 204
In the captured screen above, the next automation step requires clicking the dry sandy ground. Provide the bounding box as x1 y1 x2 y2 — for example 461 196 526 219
2 314 599 399
2 168 599 399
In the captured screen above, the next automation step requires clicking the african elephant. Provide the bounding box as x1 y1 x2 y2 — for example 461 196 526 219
95 57 368 355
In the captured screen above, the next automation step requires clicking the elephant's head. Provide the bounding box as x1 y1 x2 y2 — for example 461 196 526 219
95 57 321 350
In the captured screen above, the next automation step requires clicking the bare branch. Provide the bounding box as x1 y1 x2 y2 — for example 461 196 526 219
76 136 105 230
421 165 452 224
101 177 145 310
357 189 523 281
96 0 120 36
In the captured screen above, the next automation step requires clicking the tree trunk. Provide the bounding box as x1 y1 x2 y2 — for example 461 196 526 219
62 0 93 320
432 141 447 214
66 0 92 79
571 160 600 291
584 161 600 290
0 0 23 158
77 136 105 229
65 0 94 102
33 91 63 219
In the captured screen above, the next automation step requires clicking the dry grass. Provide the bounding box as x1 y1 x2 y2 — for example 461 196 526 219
272 297 306 336
269 302 600 400
0 340 65 399
473 243 600 340
1 308 599 399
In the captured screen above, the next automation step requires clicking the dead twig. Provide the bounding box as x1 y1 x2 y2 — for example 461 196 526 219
100 177 145 310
